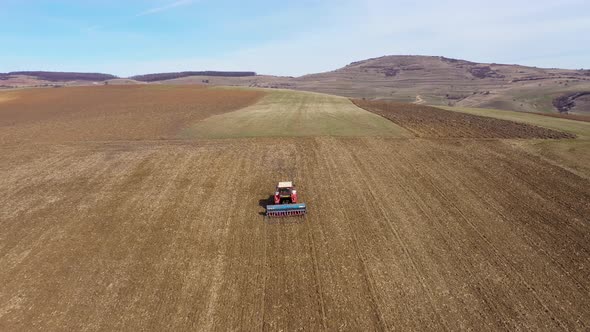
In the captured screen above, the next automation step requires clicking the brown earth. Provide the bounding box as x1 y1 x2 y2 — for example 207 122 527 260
353 99 575 139
552 92 590 113
1 87 589 330
0 85 265 143
7 55 590 114
292 56 590 114
571 93 590 114
155 55 590 114
1 137 589 331
531 112 590 123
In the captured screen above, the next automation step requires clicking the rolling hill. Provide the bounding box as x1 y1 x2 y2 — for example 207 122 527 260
291 56 590 114
2 55 589 114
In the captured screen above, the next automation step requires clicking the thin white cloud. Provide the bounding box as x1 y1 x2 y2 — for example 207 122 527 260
137 0 195 17
43 0 590 76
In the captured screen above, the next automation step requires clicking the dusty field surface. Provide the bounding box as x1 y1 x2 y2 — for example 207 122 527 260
1 137 589 331
440 105 590 139
184 90 410 138
441 105 590 178
1 87 590 330
0 85 264 143
531 112 590 123
353 99 575 139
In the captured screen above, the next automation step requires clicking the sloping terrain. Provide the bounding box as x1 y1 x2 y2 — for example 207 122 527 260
183 90 410 138
1 138 589 331
353 99 574 139
441 106 590 139
292 56 590 114
553 92 590 113
531 112 590 123
130 71 256 82
157 56 590 114
4 55 589 114
440 105 590 178
0 71 117 82
0 72 118 88
0 85 264 143
1 86 589 330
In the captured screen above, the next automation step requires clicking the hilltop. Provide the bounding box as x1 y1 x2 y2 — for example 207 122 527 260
2 55 589 113
290 55 590 114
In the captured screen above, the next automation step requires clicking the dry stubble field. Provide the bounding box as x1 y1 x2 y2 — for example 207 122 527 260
1 86 589 331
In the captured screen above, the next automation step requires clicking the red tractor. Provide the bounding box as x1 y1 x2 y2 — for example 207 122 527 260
266 181 307 217
274 181 299 204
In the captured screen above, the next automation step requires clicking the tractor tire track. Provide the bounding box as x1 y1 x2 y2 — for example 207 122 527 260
315 138 388 331
330 138 449 330
352 138 489 330
2 137 590 330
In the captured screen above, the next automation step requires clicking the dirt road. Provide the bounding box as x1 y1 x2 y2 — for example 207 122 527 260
414 94 425 104
1 137 589 331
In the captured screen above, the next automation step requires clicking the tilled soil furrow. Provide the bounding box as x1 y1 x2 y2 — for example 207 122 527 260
352 99 575 139
321 142 390 331
353 138 504 330
398 139 569 330
401 139 590 329
463 142 590 283
1 137 590 330
332 138 451 330
297 139 329 331
320 137 469 330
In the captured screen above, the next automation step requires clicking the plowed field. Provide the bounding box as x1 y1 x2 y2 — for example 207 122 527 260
0 85 264 143
353 99 575 139
1 137 589 331
1 87 589 331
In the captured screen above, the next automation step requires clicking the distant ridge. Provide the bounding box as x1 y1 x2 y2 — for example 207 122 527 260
0 71 118 82
129 71 256 82
1 56 589 114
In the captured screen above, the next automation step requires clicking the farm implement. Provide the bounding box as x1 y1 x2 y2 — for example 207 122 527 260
266 181 307 218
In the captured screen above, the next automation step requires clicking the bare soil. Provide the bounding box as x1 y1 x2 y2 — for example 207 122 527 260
0 85 265 143
5 56 590 114
1 137 589 331
1 87 589 330
531 112 590 123
353 99 575 139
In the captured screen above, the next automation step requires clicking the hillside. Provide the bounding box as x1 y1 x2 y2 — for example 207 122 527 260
0 71 118 87
159 56 590 114
130 71 256 82
289 56 590 114
2 56 589 114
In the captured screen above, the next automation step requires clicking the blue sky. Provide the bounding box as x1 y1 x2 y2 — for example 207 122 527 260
1 0 589 76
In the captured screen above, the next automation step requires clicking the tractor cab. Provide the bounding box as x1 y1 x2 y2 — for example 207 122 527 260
266 181 307 218
274 181 298 204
